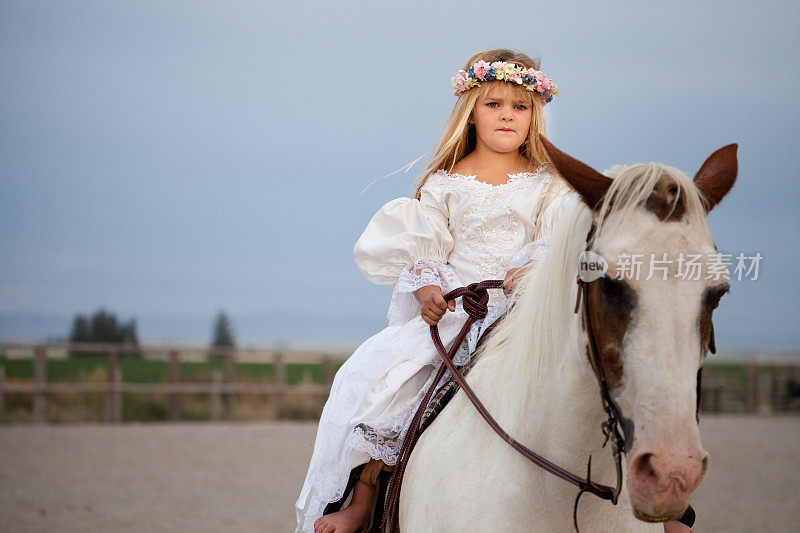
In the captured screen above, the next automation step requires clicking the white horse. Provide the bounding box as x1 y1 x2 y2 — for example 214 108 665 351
399 138 738 532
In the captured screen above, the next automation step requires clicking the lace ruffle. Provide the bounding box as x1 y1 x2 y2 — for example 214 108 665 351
388 260 463 326
349 424 405 465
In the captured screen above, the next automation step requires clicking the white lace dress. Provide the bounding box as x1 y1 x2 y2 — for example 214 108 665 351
295 167 578 532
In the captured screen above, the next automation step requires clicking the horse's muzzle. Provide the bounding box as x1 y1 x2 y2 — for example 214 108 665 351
628 449 709 521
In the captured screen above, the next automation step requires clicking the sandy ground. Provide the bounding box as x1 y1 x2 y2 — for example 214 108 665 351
1 416 798 532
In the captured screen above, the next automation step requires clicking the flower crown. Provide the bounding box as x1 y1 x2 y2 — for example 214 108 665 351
451 60 559 105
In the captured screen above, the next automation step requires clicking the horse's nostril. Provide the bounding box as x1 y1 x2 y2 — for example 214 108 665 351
641 454 655 475
631 453 659 491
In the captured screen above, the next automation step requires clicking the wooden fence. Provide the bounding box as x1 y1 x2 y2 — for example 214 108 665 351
0 342 338 423
699 361 800 414
0 343 798 423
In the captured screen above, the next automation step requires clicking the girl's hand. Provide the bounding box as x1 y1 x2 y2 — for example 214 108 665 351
413 285 455 325
503 262 533 297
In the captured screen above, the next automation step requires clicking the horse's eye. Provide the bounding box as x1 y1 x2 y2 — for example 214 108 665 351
599 276 624 298
597 275 636 311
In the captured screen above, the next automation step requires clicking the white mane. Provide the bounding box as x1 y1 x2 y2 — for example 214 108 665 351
594 163 710 242
476 199 592 423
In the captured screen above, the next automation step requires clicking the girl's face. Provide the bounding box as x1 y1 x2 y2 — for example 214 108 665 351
470 83 533 155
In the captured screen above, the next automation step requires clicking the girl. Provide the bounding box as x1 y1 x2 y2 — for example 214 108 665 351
296 49 693 533
295 48 571 533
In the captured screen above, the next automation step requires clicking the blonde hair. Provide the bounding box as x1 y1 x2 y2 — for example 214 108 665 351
412 49 560 200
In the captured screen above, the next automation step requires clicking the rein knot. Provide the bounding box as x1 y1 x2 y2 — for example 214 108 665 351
445 280 503 320
461 284 489 319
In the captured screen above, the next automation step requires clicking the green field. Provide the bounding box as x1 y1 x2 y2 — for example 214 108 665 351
0 357 339 385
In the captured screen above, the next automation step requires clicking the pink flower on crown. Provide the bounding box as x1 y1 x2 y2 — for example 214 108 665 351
472 60 490 80
453 70 468 91
524 68 540 79
507 73 523 84
534 77 554 95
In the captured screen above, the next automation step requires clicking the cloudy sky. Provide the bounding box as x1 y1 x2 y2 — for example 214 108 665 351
1 0 798 351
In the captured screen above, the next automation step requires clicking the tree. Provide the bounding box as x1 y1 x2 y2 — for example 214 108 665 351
68 308 140 358
211 311 236 347
91 308 121 343
210 310 236 360
69 315 91 344
120 319 138 345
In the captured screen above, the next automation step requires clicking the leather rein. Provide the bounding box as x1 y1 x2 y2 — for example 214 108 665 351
383 271 627 532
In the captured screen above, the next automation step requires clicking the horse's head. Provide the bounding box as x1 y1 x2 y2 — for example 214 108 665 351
541 137 737 522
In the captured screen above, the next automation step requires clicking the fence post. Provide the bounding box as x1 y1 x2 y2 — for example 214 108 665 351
322 355 334 394
783 365 790 410
0 365 5 423
274 351 286 419
774 366 787 412
168 350 181 421
223 349 235 420
211 369 222 421
758 370 773 415
713 370 722 413
699 366 710 413
746 363 758 413
104 349 118 423
113 366 122 423
33 345 47 423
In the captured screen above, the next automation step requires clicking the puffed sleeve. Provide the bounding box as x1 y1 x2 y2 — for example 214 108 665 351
353 180 455 286
354 179 461 325
507 185 581 269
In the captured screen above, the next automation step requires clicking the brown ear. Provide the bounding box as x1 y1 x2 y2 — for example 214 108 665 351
694 144 738 212
540 135 613 210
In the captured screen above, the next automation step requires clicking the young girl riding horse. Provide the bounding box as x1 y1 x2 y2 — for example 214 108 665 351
295 49 691 533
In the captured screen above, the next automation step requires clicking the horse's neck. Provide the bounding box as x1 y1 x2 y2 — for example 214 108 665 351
471 315 609 469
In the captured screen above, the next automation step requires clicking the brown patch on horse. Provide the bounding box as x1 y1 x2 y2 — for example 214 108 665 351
693 144 738 212
540 135 613 210
584 276 638 390
645 177 686 222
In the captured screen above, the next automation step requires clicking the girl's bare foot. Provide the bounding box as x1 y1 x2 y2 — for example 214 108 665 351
313 480 376 533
